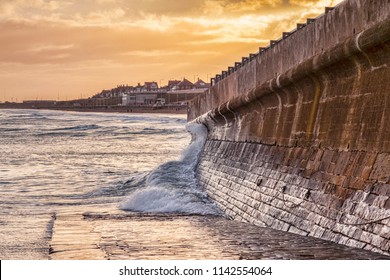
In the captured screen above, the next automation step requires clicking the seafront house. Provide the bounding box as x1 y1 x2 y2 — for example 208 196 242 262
176 78 194 90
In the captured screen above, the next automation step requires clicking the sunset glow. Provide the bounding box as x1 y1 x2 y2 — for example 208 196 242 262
0 0 343 102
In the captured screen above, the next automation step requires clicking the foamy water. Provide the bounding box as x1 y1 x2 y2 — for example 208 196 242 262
120 123 221 215
0 109 221 258
0 109 220 213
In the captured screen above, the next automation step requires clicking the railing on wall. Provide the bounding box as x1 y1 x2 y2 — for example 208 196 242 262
210 6 336 87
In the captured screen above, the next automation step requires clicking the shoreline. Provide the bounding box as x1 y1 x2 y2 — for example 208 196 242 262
0 105 188 115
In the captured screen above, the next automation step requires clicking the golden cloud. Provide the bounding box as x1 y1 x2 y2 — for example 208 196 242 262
289 0 343 8
0 0 345 101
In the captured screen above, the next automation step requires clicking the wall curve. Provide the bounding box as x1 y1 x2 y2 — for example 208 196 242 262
190 0 390 255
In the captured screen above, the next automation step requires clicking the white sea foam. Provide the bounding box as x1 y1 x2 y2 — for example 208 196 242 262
120 123 222 215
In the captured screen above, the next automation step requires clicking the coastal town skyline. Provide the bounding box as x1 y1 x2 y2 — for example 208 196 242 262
0 0 342 102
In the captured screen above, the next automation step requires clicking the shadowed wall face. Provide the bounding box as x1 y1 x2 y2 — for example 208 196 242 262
190 0 390 255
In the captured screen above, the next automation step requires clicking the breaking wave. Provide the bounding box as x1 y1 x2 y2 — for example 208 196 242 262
120 123 222 215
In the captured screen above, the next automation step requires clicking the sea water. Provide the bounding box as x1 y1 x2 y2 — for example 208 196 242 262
120 122 221 215
0 109 221 258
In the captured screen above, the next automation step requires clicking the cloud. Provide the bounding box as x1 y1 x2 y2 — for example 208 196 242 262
128 13 175 32
96 0 119 4
0 0 346 102
180 14 282 42
0 0 71 16
29 44 75 52
205 0 283 13
289 0 343 8
121 50 219 57
71 8 127 27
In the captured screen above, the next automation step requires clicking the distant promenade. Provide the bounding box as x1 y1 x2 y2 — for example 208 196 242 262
0 103 188 115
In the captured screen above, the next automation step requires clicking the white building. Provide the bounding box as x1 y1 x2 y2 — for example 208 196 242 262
122 94 157 105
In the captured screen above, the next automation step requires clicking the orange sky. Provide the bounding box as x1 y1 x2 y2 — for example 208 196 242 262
0 0 343 102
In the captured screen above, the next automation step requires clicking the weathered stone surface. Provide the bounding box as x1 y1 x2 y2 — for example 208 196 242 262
190 0 390 256
197 140 390 255
49 212 388 260
0 214 52 259
370 154 390 182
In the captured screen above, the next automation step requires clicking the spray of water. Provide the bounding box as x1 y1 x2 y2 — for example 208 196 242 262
120 123 221 215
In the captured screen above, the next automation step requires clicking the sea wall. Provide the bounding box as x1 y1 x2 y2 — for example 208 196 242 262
189 0 390 255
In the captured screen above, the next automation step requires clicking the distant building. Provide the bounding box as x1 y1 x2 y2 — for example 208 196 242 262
89 96 122 107
134 83 143 93
122 94 135 105
98 90 112 98
92 77 209 106
176 78 194 90
144 82 158 92
194 78 210 89
122 93 157 105
167 80 181 91
22 100 57 107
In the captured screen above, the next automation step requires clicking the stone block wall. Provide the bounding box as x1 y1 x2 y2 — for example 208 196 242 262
197 140 390 255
